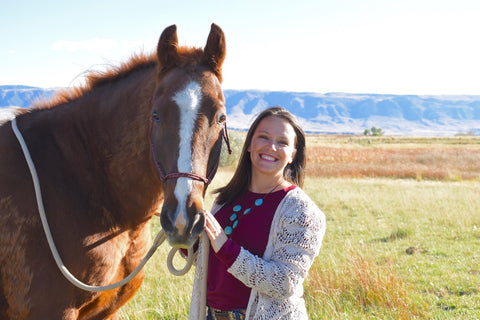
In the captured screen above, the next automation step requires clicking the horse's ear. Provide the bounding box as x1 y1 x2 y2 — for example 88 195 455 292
157 24 179 71
203 23 226 82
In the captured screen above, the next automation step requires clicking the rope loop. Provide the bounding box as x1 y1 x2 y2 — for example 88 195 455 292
167 246 196 276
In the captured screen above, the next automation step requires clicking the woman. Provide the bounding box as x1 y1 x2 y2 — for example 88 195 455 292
189 107 326 320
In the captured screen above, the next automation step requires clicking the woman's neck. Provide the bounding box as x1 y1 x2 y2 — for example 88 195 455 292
249 173 289 193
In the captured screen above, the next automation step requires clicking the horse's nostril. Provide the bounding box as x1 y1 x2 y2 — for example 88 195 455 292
183 211 202 236
160 208 175 233
190 212 205 236
193 212 203 227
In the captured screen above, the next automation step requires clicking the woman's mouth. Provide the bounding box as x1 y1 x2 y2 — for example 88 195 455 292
260 154 276 162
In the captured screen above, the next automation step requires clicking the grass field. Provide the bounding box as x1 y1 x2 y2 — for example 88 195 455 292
306 135 480 181
119 135 480 319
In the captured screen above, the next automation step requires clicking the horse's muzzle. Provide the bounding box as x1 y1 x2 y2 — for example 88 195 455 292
160 206 205 249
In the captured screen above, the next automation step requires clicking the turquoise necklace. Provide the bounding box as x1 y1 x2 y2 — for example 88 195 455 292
224 182 282 236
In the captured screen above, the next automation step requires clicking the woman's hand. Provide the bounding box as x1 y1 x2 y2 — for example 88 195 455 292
204 210 228 253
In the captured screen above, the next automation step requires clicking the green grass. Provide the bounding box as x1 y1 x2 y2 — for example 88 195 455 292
304 177 480 319
119 172 480 319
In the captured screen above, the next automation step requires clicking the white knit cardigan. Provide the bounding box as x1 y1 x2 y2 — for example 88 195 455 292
189 187 326 320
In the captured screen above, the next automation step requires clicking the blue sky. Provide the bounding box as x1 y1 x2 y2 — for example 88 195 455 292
2 0 480 95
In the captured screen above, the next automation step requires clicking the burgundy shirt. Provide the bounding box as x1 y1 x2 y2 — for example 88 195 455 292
207 185 296 310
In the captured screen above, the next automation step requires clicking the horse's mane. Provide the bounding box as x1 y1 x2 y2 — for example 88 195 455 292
35 46 205 110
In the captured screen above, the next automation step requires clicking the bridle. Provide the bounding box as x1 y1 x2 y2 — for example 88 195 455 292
153 121 232 185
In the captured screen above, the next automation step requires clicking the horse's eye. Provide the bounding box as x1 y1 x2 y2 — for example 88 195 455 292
218 114 226 124
152 111 160 123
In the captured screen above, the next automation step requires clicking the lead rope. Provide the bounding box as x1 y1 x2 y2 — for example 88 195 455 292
11 118 197 292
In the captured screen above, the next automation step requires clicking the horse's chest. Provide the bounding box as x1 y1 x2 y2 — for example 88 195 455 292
78 225 151 319
85 224 150 275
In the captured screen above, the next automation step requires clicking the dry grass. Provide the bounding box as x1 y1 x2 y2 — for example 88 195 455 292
306 248 424 319
305 135 480 180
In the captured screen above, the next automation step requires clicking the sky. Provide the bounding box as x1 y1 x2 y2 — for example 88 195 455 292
2 0 480 95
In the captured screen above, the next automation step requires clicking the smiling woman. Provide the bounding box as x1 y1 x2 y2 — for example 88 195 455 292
188 106 326 320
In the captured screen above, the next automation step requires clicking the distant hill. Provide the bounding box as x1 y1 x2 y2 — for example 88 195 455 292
2 85 480 136
224 90 480 136
0 85 57 108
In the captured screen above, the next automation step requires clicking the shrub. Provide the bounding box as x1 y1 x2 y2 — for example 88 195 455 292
219 130 245 167
364 126 384 136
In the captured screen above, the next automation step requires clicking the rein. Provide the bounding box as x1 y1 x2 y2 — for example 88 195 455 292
154 122 232 184
11 118 195 292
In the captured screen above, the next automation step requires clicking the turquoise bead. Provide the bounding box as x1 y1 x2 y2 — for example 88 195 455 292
233 205 242 212
230 213 237 221
233 220 239 229
243 208 251 215
255 198 263 206
225 226 233 235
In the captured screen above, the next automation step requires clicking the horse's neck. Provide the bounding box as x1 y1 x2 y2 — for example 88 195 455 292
25 68 161 228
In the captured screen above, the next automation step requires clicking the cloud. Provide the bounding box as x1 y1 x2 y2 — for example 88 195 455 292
52 38 119 53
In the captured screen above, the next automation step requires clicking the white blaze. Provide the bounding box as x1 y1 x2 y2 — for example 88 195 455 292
171 81 202 232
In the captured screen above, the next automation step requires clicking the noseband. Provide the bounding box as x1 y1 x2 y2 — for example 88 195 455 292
153 122 232 185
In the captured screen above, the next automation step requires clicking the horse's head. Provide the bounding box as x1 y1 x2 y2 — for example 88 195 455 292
151 24 228 248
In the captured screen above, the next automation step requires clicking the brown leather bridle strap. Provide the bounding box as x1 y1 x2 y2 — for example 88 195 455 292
158 171 211 185
153 122 232 185
222 121 232 155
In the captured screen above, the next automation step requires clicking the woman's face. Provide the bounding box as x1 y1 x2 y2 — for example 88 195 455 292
248 116 297 180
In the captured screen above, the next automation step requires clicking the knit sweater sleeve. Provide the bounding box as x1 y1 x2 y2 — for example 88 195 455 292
226 188 326 300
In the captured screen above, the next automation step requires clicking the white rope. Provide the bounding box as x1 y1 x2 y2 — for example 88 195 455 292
11 117 195 292
167 246 195 276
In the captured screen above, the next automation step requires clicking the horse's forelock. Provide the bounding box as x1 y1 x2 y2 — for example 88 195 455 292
157 47 211 80
172 47 205 68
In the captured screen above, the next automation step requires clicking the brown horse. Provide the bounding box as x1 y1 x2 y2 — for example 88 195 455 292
0 24 226 319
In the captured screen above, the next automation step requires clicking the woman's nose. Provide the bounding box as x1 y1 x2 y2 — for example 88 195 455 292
268 140 277 151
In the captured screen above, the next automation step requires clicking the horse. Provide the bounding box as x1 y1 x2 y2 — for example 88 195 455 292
0 23 227 319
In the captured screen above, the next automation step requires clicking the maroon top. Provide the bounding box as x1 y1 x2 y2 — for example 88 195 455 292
207 185 296 310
